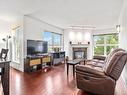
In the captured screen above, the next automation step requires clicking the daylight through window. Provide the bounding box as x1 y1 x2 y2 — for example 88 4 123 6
43 31 62 52
94 33 119 56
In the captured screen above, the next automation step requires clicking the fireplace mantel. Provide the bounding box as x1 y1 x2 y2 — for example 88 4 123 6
70 44 90 48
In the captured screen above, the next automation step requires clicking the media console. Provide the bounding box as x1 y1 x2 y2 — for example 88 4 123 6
24 51 65 72
51 51 65 65
24 54 52 72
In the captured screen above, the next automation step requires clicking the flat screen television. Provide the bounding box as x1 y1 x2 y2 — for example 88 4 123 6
27 40 48 55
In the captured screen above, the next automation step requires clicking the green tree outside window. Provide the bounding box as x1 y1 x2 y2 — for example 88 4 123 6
94 34 118 56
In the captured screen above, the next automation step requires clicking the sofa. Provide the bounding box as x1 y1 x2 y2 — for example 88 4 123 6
76 48 127 95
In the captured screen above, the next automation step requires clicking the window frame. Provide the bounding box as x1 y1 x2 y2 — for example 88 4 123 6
43 31 63 52
93 33 119 56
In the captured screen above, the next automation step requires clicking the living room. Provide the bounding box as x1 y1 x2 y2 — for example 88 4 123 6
0 0 127 95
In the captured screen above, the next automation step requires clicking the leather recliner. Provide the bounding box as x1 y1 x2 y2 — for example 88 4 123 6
86 48 125 69
76 48 127 95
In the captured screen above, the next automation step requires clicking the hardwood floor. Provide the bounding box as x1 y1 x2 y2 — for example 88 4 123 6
10 64 127 95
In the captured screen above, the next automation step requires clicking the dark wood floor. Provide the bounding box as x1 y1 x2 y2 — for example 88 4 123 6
10 64 127 95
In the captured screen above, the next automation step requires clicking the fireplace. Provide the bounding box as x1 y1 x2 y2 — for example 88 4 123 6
73 47 87 59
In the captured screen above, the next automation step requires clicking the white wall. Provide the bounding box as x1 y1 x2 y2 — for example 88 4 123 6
0 15 63 72
119 0 127 50
0 20 12 64
9 15 64 72
24 15 64 57
0 15 24 71
119 0 127 86
0 16 23 71
64 29 93 60
0 20 11 49
64 28 117 60
10 16 24 71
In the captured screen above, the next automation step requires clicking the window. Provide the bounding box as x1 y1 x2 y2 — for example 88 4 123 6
94 34 119 56
53 33 61 47
43 32 53 52
94 46 104 55
43 31 62 52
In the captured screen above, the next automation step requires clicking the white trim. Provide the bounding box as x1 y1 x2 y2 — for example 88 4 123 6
95 44 119 46
43 31 63 52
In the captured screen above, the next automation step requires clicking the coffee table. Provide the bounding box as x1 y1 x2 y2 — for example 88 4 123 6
66 58 86 76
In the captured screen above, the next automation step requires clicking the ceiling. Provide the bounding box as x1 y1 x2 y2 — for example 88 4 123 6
0 0 124 29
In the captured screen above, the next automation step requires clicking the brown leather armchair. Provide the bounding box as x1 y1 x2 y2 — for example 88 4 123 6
76 48 127 95
86 48 126 68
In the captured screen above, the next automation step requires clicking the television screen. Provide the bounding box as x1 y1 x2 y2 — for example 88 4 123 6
27 40 48 55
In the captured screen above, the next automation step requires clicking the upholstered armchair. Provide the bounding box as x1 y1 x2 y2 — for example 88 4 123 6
76 48 127 95
86 48 126 68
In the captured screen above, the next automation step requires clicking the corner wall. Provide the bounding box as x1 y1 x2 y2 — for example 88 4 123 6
119 0 127 87
3 15 64 72
23 16 64 67
64 28 116 60
0 15 24 71
64 29 93 60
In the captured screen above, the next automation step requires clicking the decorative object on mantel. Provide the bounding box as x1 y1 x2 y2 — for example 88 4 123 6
70 43 90 46
69 41 72 45
2 35 11 49
78 42 81 44
116 25 120 33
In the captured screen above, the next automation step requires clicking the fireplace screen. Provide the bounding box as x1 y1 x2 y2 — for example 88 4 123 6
74 52 85 59
73 48 87 59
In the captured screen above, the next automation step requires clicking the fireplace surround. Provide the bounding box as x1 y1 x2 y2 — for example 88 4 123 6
73 47 87 59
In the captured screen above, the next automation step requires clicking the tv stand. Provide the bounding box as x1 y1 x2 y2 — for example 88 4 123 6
51 51 65 65
24 52 65 72
24 54 52 72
